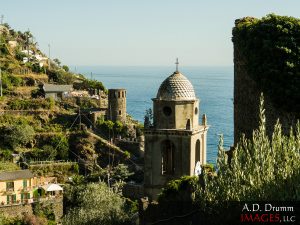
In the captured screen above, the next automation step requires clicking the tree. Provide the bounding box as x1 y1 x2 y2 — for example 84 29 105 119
111 164 133 182
199 94 300 204
62 65 69 72
49 134 69 160
114 121 123 135
53 58 61 66
2 124 35 149
144 108 153 128
63 182 135 225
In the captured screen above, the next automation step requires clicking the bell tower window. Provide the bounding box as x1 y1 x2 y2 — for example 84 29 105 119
161 140 175 175
163 106 172 116
195 139 201 164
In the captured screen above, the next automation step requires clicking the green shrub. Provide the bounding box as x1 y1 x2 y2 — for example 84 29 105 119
63 182 135 225
73 79 106 92
198 94 300 206
0 124 35 149
6 98 53 110
0 162 20 171
158 176 198 203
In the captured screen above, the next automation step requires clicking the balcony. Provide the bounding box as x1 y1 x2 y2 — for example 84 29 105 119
22 186 31 192
21 198 33 204
5 188 15 194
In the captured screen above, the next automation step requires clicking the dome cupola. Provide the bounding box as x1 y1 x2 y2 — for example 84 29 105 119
156 71 196 101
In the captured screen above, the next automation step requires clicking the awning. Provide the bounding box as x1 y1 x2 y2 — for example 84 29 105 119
42 183 63 192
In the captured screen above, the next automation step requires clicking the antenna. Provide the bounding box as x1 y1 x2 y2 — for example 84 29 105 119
48 44 51 70
175 58 179 72
27 29 30 63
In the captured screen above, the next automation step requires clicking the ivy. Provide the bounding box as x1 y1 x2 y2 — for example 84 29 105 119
232 14 300 113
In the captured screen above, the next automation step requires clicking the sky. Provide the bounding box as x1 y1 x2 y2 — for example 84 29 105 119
1 0 300 66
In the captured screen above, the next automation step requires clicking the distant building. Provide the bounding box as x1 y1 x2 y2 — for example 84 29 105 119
8 40 18 48
0 170 35 205
144 64 209 200
43 84 73 100
0 170 63 221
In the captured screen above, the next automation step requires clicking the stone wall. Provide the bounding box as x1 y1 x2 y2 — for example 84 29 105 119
234 47 298 144
0 203 33 218
0 197 63 223
115 139 144 157
139 198 203 225
39 197 63 222
122 183 144 199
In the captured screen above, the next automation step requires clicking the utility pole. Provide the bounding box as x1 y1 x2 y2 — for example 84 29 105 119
0 68 2 97
26 29 30 63
48 44 51 70
79 107 81 130
0 15 4 25
90 72 93 80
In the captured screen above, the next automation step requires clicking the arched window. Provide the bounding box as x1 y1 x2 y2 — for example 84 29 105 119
161 140 175 175
195 139 200 164
186 119 191 130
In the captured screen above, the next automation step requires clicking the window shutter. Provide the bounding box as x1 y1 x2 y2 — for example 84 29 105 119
23 179 27 188
21 193 24 202
7 195 9 204
13 194 16 203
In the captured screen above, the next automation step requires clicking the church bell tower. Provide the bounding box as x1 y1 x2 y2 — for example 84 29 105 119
144 59 209 200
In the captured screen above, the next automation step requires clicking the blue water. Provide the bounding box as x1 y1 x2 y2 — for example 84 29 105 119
76 66 233 164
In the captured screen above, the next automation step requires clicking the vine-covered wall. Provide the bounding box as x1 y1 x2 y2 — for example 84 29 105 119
233 14 300 142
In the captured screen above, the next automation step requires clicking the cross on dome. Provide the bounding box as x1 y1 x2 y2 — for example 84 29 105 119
175 58 179 72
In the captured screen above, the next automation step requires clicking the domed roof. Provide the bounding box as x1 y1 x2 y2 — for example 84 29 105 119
156 71 196 101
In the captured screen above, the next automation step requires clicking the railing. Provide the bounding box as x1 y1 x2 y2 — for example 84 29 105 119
22 186 31 192
5 188 15 194
0 196 62 208
29 160 76 165
0 198 33 207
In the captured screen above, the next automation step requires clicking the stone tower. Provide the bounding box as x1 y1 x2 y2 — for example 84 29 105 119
108 89 127 123
144 67 209 200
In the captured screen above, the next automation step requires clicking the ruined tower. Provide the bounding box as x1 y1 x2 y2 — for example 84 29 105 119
108 89 127 123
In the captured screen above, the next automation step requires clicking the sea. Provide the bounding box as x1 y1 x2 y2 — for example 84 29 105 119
76 66 233 164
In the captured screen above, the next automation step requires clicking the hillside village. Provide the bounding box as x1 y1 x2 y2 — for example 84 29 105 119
0 13 300 225
0 22 144 224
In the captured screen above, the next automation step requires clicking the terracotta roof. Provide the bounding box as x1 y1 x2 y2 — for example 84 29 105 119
156 71 196 101
0 170 34 181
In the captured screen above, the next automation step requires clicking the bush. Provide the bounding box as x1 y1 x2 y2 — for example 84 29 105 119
198 94 300 206
0 124 35 149
15 50 27 61
6 98 53 110
49 134 69 160
75 97 98 109
158 176 198 203
73 79 106 92
0 72 22 90
63 182 135 225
